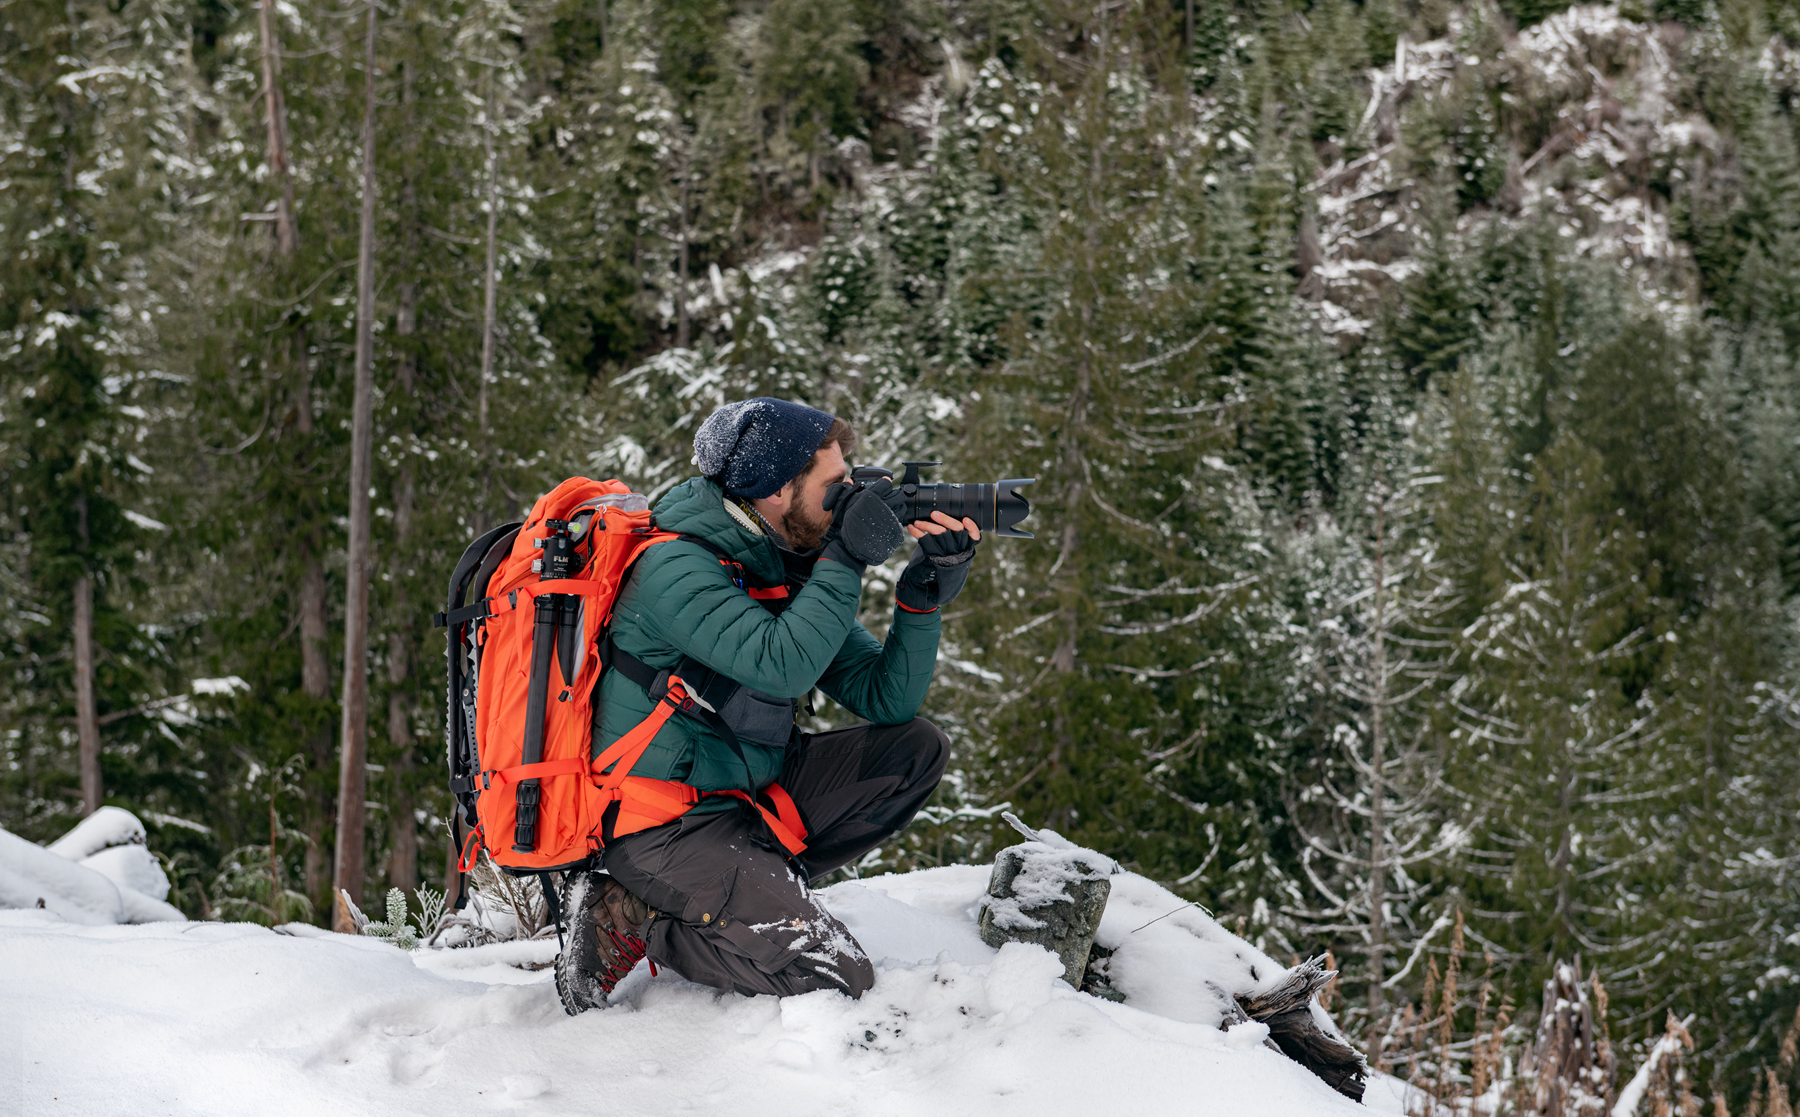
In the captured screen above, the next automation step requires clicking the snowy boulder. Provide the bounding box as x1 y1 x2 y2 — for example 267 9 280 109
78 843 172 902
46 805 175 906
977 815 1118 988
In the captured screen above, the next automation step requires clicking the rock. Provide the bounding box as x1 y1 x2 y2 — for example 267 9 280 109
1235 957 1367 1102
1081 943 1128 1003
976 815 1118 989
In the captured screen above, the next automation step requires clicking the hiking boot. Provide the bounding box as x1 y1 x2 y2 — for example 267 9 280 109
555 871 655 1016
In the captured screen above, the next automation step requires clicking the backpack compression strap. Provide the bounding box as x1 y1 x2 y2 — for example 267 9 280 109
593 660 809 857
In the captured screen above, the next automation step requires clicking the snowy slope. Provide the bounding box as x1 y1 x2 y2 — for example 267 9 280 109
3 864 1381 1116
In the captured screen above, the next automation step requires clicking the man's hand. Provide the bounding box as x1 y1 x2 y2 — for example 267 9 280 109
905 510 982 545
819 477 908 570
895 511 980 613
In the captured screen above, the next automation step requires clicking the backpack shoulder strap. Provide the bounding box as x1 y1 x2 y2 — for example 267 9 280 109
601 634 769 790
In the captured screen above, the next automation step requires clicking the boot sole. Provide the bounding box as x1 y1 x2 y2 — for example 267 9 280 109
554 870 605 1017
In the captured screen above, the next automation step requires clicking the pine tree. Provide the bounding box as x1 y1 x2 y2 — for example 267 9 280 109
933 1 1298 930
0 0 200 831
1287 465 1460 1029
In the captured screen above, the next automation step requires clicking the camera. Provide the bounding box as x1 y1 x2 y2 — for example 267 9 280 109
850 461 1035 538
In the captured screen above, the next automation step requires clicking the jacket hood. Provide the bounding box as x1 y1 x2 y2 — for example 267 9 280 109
651 476 785 584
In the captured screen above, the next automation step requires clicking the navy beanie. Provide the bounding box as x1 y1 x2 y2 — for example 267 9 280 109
692 397 837 500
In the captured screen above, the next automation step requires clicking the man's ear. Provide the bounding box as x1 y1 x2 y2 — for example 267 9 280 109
764 479 795 511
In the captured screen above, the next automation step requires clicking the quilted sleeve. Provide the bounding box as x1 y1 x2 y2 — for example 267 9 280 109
816 607 942 725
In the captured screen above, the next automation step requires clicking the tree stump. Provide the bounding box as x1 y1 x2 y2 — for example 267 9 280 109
1518 960 1615 1117
1236 956 1368 1102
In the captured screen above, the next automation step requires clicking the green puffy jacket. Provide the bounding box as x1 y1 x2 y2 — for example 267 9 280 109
597 476 942 804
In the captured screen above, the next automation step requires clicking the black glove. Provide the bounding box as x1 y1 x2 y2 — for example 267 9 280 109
895 522 977 613
819 477 907 570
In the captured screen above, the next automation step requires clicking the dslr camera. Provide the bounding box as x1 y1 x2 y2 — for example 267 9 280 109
849 461 1035 538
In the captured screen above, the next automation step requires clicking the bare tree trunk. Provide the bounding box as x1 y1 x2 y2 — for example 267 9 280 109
384 56 422 896
295 326 335 907
385 462 416 890
675 168 690 349
263 0 326 908
442 834 463 909
1184 0 1194 56
256 0 297 253
74 573 102 815
477 62 498 439
387 683 417 889
333 0 379 931
299 550 332 904
1366 497 1389 1039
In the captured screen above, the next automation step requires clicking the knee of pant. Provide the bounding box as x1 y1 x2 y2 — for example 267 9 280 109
840 950 877 999
908 717 951 782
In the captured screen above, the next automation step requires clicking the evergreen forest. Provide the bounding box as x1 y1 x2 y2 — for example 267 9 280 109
3 0 1798 1103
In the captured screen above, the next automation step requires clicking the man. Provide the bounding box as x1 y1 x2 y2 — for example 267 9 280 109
557 397 980 1011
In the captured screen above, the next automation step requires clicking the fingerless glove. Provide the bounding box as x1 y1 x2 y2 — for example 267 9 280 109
894 523 977 612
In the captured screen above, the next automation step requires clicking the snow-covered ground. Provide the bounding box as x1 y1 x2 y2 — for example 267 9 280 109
3 861 1405 1116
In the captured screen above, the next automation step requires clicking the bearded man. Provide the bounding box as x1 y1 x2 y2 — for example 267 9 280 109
556 397 980 1011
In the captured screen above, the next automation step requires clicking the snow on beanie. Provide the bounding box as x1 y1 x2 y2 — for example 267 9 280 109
692 397 837 500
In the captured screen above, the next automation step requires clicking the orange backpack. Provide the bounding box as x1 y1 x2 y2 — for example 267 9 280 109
439 477 808 888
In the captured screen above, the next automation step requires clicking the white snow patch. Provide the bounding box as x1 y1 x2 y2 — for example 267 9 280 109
190 676 251 696
5 862 1367 1116
47 805 147 860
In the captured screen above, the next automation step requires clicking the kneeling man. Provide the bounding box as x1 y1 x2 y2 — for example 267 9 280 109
560 397 979 1009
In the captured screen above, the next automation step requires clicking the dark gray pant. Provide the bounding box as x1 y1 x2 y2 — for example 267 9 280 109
601 716 949 999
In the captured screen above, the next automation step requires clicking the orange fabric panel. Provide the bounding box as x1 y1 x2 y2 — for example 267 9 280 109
472 477 678 870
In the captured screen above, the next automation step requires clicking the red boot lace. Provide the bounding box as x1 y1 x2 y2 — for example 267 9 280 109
598 929 657 992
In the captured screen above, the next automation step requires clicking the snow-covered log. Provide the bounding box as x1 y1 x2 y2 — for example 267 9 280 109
0 827 127 925
0 810 182 924
47 805 150 861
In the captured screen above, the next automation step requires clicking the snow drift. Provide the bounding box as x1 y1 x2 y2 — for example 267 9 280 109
3 860 1400 1116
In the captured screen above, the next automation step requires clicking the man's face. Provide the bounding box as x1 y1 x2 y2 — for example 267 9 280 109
776 442 848 551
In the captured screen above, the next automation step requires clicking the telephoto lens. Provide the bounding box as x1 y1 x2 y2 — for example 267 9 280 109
850 462 1035 538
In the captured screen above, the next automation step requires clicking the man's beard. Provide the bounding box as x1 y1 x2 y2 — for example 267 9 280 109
779 501 830 551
